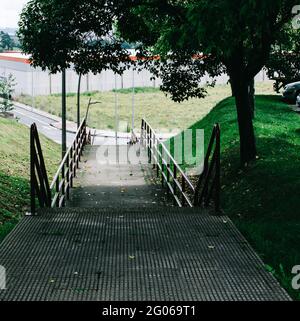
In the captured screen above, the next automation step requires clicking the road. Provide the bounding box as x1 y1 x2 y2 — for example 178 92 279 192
12 104 129 146
13 104 75 145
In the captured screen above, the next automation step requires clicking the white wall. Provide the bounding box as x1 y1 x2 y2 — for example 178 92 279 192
0 59 268 97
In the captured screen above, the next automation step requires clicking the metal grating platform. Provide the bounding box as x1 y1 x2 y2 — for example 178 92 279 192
0 207 291 301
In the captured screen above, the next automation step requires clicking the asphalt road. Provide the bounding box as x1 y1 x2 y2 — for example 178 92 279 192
12 104 130 146
13 104 75 145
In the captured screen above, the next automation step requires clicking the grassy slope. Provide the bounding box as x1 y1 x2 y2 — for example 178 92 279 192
17 82 273 133
177 94 300 299
0 117 60 242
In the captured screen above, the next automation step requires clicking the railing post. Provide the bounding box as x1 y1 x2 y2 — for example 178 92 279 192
30 125 36 215
66 154 70 200
215 124 221 214
149 130 152 164
61 164 65 207
161 159 164 187
182 176 186 207
73 141 77 174
156 138 159 177
76 138 80 169
147 125 150 161
70 146 74 188
141 119 144 145
173 165 177 205
166 163 170 196
56 177 60 207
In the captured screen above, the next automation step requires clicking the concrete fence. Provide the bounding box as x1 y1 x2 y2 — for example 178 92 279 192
0 57 269 97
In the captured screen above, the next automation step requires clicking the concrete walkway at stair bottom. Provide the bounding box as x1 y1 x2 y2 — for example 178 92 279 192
68 144 171 208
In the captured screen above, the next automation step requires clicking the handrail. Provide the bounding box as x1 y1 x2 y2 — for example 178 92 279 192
141 119 195 207
141 119 221 213
194 123 221 213
30 117 90 215
50 117 86 190
30 123 52 215
50 117 89 208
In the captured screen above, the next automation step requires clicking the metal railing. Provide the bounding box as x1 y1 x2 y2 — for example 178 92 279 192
30 123 51 214
141 119 195 207
194 123 221 213
30 117 90 215
141 119 221 212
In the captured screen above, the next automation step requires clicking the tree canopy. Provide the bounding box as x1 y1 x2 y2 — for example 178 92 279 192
118 0 298 164
266 26 300 92
0 32 15 51
18 0 132 74
18 0 299 164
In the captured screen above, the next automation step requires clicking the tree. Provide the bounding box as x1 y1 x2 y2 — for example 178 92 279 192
0 32 15 51
0 74 16 113
18 0 131 74
265 26 300 92
18 0 133 156
117 0 297 165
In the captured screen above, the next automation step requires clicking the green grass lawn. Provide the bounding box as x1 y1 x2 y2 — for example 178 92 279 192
16 81 274 133
168 94 300 300
0 116 60 242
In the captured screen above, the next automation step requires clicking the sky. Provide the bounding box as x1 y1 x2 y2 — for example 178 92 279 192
0 0 29 28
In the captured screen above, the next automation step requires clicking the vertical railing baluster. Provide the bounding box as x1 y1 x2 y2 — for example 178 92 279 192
66 154 70 200
70 146 74 188
182 176 186 207
30 125 36 215
161 155 164 187
215 124 221 214
76 138 80 169
141 119 143 145
149 130 152 164
173 164 177 205
61 164 65 207
156 138 159 177
56 177 60 207
167 163 170 196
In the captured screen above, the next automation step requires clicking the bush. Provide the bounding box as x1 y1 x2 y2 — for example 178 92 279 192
0 74 16 113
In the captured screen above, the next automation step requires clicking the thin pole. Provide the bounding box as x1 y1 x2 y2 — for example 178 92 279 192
49 73 52 95
62 69 67 158
114 73 118 145
31 70 34 111
77 73 82 128
132 68 135 132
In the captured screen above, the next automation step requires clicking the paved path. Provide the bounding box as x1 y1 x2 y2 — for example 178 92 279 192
68 145 170 208
0 141 291 301
0 208 291 301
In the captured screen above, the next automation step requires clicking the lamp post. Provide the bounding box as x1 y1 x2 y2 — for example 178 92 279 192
132 68 135 132
114 73 118 145
62 69 67 158
77 73 82 129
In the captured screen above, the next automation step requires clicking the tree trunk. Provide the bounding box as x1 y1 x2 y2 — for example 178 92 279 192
232 77 257 165
248 77 255 119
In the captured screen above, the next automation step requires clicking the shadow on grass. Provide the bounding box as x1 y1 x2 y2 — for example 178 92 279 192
0 171 29 243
